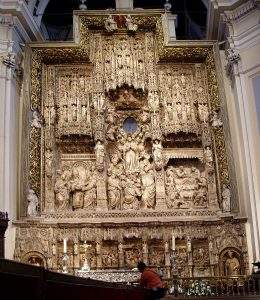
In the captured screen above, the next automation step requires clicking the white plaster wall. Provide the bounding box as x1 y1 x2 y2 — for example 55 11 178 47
220 3 260 263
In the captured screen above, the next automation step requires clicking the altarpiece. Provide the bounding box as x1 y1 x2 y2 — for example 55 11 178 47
14 10 248 280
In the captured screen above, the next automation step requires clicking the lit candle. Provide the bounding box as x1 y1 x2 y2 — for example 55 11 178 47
172 234 175 251
63 238 67 254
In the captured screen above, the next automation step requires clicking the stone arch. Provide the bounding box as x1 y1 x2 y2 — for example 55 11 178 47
22 250 47 267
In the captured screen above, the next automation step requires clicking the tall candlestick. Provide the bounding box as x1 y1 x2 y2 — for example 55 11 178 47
63 238 67 254
172 234 175 251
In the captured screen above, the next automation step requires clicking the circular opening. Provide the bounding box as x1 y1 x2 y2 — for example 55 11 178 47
123 117 138 134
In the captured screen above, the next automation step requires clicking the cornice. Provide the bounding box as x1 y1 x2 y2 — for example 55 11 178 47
206 0 259 40
0 1 43 41
224 0 258 22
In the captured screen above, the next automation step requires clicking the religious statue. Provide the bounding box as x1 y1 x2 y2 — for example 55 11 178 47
45 149 53 178
204 147 213 165
153 140 163 169
211 110 223 127
141 159 156 209
54 170 71 210
125 14 138 32
104 15 117 32
225 250 240 275
122 173 141 210
95 141 105 171
93 92 105 114
83 166 97 209
148 91 159 113
222 184 231 212
31 109 43 128
198 104 209 123
122 137 140 173
27 189 39 217
107 169 122 210
71 166 86 209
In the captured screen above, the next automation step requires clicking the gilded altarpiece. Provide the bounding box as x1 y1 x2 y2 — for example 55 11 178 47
14 11 248 279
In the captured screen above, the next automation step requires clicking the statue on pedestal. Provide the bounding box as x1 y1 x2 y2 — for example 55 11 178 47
27 189 39 217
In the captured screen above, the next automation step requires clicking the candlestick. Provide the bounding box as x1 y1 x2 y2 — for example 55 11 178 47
63 238 67 254
172 234 175 251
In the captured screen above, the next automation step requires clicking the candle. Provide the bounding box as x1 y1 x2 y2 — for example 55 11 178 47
187 239 192 252
172 234 175 251
63 238 67 254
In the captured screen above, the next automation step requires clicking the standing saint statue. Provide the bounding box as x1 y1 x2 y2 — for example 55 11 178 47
225 251 240 275
123 137 139 173
54 170 71 210
27 189 39 217
95 141 105 170
222 184 231 212
153 140 163 169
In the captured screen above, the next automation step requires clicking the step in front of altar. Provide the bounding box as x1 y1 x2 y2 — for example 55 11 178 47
76 269 140 283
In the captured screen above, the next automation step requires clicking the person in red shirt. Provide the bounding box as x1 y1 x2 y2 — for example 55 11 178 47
137 261 166 300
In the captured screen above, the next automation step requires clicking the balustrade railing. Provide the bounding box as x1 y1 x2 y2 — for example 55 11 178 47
163 275 260 297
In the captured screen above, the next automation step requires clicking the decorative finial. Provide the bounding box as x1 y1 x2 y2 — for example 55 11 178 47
164 0 172 11
79 0 87 10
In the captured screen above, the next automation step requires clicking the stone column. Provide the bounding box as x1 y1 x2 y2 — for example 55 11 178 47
0 7 42 259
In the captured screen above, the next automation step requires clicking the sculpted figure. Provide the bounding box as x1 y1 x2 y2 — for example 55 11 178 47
54 170 70 210
211 111 223 127
165 167 177 203
165 103 172 122
125 14 138 32
95 141 105 170
61 104 68 123
204 147 213 165
153 140 163 169
194 176 208 207
104 15 117 32
148 91 159 113
107 170 122 210
71 166 86 209
176 102 182 122
176 165 186 178
83 166 97 209
141 168 156 209
31 109 43 128
222 184 231 212
122 173 141 210
198 104 209 123
27 189 39 217
123 138 139 173
225 251 240 275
